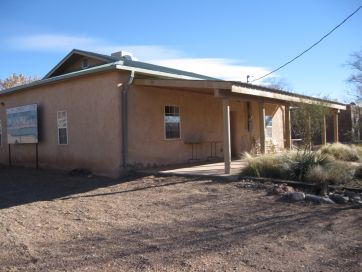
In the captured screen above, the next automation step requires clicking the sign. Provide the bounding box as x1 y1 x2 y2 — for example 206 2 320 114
6 104 38 144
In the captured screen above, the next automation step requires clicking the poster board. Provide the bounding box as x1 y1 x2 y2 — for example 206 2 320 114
6 104 38 144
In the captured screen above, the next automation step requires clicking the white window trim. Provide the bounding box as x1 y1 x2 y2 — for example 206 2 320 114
164 105 181 140
57 110 68 145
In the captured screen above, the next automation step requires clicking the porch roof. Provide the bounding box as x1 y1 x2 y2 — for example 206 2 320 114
133 79 346 110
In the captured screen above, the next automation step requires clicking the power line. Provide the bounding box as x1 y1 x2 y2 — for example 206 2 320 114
251 4 362 83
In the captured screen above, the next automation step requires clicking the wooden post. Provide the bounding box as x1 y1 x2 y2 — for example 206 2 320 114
35 143 39 170
223 98 231 174
259 102 266 154
333 110 339 143
285 105 291 150
321 114 327 145
8 144 11 167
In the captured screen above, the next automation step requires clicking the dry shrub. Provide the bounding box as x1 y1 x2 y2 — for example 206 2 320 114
320 143 360 162
242 152 287 179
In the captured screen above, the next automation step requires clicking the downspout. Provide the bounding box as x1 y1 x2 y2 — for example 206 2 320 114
121 70 135 169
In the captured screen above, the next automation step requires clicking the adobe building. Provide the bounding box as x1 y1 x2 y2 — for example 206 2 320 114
0 49 346 177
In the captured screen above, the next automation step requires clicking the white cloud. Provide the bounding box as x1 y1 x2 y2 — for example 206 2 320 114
149 58 270 81
6 33 270 82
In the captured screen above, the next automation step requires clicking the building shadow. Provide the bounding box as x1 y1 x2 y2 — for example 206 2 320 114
0 167 147 209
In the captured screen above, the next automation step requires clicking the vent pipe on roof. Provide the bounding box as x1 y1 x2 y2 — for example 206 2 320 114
111 51 137 61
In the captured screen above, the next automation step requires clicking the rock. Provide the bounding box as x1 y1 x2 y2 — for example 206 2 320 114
351 197 362 204
330 194 349 204
286 192 305 202
344 191 358 199
305 194 335 204
273 184 295 195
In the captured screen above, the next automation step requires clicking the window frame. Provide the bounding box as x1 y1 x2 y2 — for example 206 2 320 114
57 110 68 145
164 105 181 140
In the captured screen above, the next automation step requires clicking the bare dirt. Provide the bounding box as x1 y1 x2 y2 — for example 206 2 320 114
0 167 361 272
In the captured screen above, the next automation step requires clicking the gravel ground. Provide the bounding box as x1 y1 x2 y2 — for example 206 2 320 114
0 167 361 272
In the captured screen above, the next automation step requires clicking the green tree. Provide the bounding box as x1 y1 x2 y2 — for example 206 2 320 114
291 101 330 148
0 73 39 90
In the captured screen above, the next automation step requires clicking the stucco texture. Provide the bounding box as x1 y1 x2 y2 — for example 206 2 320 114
127 86 285 169
0 71 126 177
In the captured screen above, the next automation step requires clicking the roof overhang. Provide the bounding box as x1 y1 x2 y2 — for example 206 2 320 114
133 79 346 110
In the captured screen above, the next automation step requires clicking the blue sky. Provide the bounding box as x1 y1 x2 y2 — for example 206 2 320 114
1 0 361 102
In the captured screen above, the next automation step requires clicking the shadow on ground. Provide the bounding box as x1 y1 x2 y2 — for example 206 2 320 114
0 167 146 209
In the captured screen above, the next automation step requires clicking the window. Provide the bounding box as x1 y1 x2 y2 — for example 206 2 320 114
0 120 2 145
81 58 89 69
164 106 180 139
57 111 68 145
265 115 272 138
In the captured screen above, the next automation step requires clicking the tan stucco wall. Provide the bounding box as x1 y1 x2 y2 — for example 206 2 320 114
0 71 126 177
127 86 286 168
0 69 287 176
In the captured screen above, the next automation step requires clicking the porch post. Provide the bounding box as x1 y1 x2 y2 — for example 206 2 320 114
259 102 266 154
321 114 327 145
333 110 339 143
285 105 292 150
222 98 231 174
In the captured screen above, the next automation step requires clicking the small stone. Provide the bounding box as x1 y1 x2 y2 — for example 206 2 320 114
321 197 335 204
351 197 362 204
305 194 335 204
330 194 349 204
286 192 305 201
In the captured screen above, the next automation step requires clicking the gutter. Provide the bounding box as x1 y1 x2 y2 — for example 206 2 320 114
121 70 135 169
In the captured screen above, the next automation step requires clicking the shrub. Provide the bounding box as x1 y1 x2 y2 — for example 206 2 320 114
354 165 362 179
285 150 332 181
320 143 360 162
305 161 354 194
242 152 287 179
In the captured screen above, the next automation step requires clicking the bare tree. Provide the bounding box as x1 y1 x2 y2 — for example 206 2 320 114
346 50 362 101
0 73 39 91
261 77 294 92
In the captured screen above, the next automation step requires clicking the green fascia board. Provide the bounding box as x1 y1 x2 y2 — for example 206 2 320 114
123 59 219 80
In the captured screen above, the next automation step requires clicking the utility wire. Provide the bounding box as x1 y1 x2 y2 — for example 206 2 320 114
251 5 362 83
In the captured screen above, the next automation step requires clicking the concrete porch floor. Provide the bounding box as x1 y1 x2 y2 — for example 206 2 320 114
143 159 247 180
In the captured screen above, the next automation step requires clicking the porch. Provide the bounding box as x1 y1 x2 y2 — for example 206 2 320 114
133 79 346 175
143 159 247 180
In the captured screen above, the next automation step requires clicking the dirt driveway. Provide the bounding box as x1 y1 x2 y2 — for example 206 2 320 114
0 167 361 271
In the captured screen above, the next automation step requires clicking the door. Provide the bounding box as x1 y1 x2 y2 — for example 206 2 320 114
230 111 239 158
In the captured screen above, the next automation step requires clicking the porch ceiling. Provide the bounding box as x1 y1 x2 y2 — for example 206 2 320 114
133 78 346 111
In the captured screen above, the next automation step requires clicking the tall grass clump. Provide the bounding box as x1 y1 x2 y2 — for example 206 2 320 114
242 148 355 194
242 152 288 179
305 161 354 195
320 143 361 162
242 150 333 181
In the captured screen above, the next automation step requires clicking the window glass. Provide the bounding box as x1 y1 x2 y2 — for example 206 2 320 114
57 111 68 144
165 106 180 139
265 115 272 138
